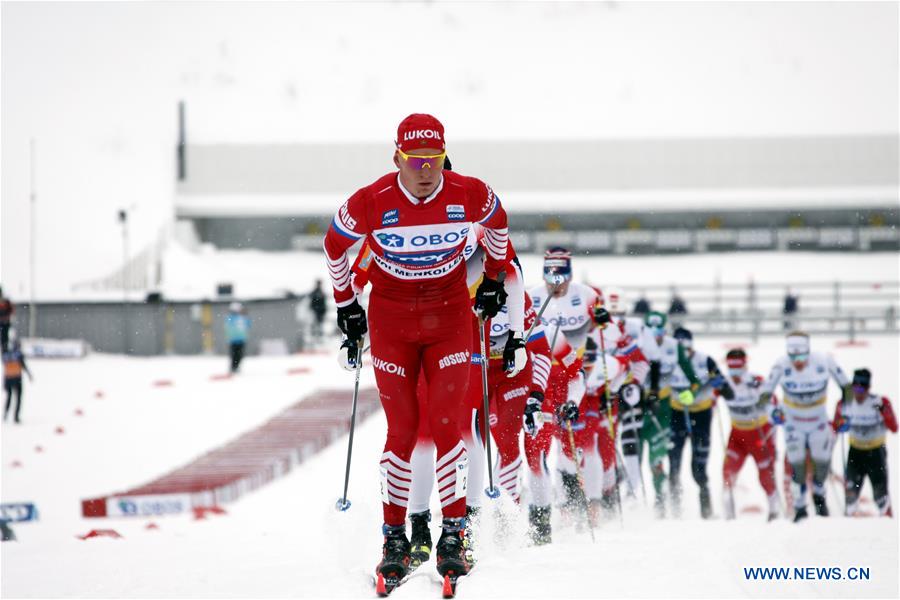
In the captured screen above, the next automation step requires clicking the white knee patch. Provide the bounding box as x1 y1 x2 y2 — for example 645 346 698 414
408 442 436 514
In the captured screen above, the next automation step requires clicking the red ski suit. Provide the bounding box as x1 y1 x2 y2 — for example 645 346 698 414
719 375 777 496
324 171 508 525
476 296 552 502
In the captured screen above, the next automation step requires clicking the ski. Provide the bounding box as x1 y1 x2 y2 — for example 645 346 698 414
441 573 460 598
435 567 471 598
371 565 424 597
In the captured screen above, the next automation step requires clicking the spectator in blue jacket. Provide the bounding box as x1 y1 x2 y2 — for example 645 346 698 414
225 302 251 374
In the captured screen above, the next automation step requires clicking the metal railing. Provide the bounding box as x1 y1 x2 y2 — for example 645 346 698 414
618 280 899 316
668 309 897 343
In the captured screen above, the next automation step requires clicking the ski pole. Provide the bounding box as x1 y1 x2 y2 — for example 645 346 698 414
714 399 735 517
614 440 640 501
523 279 563 342
621 405 647 505
596 327 624 525
478 316 501 499
564 419 595 543
839 427 849 515
759 423 777 446
336 339 364 511
648 412 667 437
755 418 783 516
682 406 693 437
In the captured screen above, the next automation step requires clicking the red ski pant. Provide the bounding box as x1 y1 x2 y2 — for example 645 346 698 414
369 291 473 526
723 423 777 496
484 360 532 501
525 365 569 472
579 392 618 472
559 391 617 467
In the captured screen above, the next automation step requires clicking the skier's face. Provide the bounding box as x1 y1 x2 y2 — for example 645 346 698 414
394 147 444 199
789 353 808 370
548 279 569 297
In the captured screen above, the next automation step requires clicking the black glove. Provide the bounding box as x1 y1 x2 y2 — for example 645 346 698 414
338 338 362 371
474 276 507 319
557 400 579 424
719 381 735 401
645 389 660 412
523 392 544 436
592 306 611 327
336 300 367 342
503 332 527 376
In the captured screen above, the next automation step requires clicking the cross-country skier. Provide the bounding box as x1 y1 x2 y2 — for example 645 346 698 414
719 348 781 521
591 287 657 505
345 219 526 570
641 311 677 517
407 230 532 568
667 327 733 518
527 248 602 536
761 331 850 522
832 368 897 517
323 113 509 588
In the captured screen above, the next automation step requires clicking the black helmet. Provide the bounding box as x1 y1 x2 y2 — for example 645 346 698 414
852 368 871 388
673 327 693 342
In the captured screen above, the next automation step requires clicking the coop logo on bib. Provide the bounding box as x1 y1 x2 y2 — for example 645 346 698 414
446 204 465 221
381 209 399 227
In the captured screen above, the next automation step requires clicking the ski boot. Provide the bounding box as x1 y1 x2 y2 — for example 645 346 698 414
560 471 587 529
766 493 781 522
375 524 411 595
600 490 618 521
813 493 829 516
528 505 552 545
436 517 471 596
408 510 432 569
586 498 601 527
653 494 666 519
492 504 515 546
699 486 713 519
793 506 809 523
670 477 683 518
464 506 480 566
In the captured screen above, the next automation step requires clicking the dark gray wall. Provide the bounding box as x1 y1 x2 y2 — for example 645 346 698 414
13 298 312 356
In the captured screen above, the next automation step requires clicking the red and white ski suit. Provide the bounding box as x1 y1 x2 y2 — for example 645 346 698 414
479 295 552 503
524 282 602 506
720 374 778 498
324 171 508 525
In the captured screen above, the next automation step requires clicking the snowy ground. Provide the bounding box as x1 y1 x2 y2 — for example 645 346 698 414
2 333 898 598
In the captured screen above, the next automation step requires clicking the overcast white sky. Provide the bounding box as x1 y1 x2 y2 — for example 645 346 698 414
1 1 898 300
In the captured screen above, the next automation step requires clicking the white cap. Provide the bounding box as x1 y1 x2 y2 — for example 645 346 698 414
786 331 810 355
604 287 627 315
